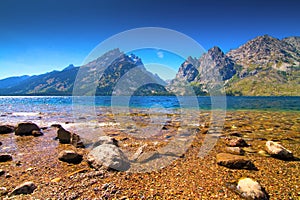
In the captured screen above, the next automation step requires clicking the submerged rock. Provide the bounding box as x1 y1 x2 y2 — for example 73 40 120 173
225 138 249 147
225 147 245 155
15 123 40 136
216 153 256 170
0 125 14 134
88 144 130 171
10 181 37 196
0 154 12 162
265 141 293 160
58 150 83 164
236 178 269 200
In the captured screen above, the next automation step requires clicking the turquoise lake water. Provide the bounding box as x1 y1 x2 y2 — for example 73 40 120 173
0 96 299 113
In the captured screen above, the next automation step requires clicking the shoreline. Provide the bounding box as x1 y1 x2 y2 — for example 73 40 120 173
1 109 299 199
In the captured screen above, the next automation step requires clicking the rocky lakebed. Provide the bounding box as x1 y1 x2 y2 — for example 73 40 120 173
0 110 299 199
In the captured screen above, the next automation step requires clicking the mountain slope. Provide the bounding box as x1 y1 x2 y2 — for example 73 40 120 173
0 49 167 96
0 75 30 89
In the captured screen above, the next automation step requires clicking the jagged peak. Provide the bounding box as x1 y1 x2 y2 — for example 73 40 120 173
207 46 224 56
63 64 75 71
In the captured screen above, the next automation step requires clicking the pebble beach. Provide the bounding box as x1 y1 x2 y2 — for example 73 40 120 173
0 109 299 199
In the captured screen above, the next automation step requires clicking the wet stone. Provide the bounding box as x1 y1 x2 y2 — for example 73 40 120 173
15 123 40 136
265 141 293 160
0 154 12 162
58 150 83 164
10 181 37 196
225 147 245 155
0 125 14 134
57 127 71 144
225 138 249 147
0 187 8 196
0 169 5 176
216 153 256 170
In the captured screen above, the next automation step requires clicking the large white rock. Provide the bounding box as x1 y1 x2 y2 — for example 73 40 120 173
237 178 268 200
88 144 130 171
265 141 293 159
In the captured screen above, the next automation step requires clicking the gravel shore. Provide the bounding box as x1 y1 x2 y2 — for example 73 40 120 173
0 110 299 199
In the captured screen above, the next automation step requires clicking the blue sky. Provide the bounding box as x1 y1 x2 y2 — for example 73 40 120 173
0 0 300 80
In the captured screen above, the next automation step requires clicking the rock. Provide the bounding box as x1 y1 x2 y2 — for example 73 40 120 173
15 123 40 136
265 141 293 160
58 150 83 164
32 130 43 137
57 127 84 147
51 178 61 183
237 178 269 200
136 151 160 163
10 181 37 195
225 138 249 147
92 136 119 148
51 124 62 128
57 127 71 144
0 187 8 196
0 169 5 176
228 132 243 137
71 133 85 148
225 147 245 155
216 153 256 170
0 125 14 134
0 154 12 162
131 144 148 161
88 144 130 171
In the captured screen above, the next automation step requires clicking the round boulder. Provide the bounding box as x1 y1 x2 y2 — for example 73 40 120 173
88 144 130 171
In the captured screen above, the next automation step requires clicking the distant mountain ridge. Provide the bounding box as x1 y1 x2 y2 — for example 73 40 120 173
0 49 167 96
0 75 30 89
0 35 299 96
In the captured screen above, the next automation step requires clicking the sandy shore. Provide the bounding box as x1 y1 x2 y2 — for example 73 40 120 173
0 110 299 199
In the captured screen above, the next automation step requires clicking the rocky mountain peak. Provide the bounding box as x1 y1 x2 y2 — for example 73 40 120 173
283 36 300 52
197 46 236 82
227 35 300 71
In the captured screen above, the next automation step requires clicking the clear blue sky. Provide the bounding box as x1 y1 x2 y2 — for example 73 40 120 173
0 0 299 80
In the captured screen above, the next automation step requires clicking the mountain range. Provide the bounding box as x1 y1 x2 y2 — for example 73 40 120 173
0 35 299 96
